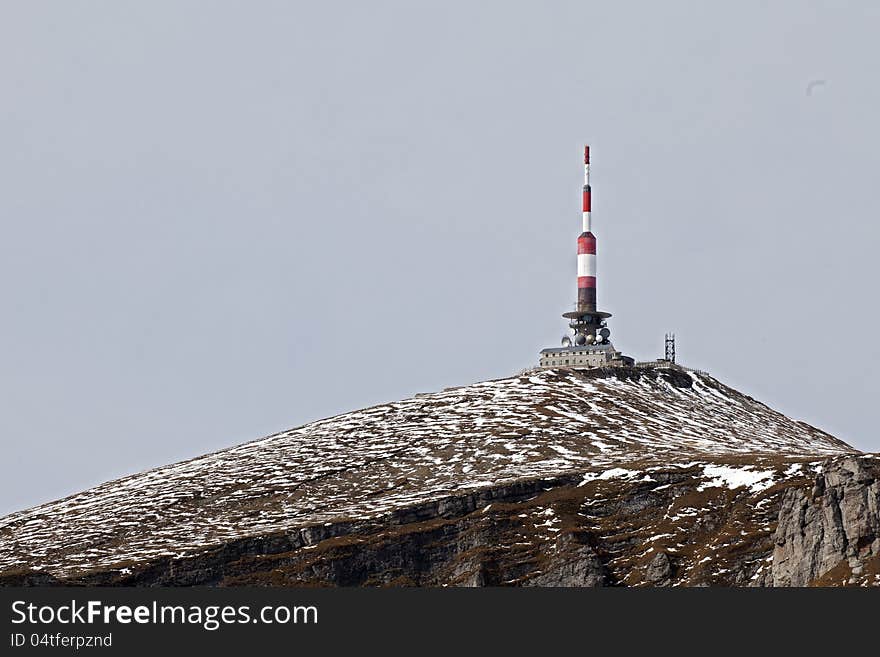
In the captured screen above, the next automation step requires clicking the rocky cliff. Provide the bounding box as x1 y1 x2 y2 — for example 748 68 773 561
1 366 877 587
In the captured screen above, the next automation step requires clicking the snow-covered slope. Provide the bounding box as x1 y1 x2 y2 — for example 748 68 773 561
0 366 858 581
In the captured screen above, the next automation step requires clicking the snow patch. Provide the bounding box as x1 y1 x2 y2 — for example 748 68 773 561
697 465 775 493
578 468 643 486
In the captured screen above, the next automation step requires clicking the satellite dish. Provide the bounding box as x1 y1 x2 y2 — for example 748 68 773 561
599 327 611 339
585 334 595 344
575 334 587 346
561 336 572 347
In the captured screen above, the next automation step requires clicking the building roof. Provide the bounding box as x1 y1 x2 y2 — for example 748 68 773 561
539 343 617 355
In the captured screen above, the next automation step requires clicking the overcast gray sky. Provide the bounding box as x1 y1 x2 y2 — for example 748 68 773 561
2 1 878 516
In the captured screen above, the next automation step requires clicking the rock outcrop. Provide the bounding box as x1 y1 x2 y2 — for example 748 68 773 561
771 456 880 586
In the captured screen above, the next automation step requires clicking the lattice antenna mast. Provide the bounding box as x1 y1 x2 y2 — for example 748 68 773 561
665 333 676 363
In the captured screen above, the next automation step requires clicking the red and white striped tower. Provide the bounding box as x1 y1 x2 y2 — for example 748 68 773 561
562 144 612 346
577 145 597 313
540 143 632 367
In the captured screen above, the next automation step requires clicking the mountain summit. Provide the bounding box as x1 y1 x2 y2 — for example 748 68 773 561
1 365 877 587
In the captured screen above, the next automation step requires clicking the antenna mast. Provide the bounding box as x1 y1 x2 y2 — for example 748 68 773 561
665 333 676 364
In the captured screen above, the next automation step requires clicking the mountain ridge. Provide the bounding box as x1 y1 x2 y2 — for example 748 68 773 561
1 365 877 586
